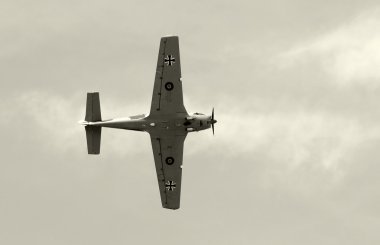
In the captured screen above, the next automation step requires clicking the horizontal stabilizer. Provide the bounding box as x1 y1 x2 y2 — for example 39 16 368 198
85 92 102 122
85 126 101 154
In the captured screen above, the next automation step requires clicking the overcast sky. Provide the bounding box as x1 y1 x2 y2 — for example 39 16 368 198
1 0 380 244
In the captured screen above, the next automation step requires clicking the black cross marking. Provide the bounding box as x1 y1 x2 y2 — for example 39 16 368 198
164 55 175 66
165 180 176 191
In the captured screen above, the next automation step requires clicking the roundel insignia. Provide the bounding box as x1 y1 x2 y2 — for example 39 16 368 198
165 82 174 91
165 157 175 165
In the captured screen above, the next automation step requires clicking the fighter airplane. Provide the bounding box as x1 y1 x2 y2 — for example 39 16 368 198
79 36 217 210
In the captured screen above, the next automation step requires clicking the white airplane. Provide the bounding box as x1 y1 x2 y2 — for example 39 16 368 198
79 36 217 209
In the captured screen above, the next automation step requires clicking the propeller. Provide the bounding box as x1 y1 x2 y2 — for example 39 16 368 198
211 108 217 135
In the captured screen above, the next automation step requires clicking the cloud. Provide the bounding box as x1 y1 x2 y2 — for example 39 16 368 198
278 8 380 86
0 91 84 152
215 104 380 189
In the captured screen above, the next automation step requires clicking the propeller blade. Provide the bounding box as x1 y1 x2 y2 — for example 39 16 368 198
211 108 215 135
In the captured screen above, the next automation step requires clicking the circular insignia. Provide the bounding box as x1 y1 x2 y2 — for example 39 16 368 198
165 82 174 91
165 157 175 165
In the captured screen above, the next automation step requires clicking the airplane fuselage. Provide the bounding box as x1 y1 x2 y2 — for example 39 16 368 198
82 113 215 133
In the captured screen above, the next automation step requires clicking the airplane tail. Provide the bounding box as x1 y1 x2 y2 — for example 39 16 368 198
84 92 102 154
85 126 101 154
85 92 102 122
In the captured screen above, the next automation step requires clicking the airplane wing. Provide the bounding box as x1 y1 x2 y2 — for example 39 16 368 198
150 133 187 209
149 36 188 117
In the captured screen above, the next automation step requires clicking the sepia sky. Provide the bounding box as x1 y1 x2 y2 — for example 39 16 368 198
1 0 380 244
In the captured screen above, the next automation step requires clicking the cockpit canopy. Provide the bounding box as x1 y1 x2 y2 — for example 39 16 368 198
193 112 204 115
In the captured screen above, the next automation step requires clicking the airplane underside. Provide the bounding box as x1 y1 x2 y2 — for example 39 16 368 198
79 36 216 209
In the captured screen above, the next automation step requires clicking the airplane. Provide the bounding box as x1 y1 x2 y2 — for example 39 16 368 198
79 36 217 210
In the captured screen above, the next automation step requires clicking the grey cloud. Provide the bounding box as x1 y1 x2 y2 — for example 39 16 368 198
277 8 380 85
